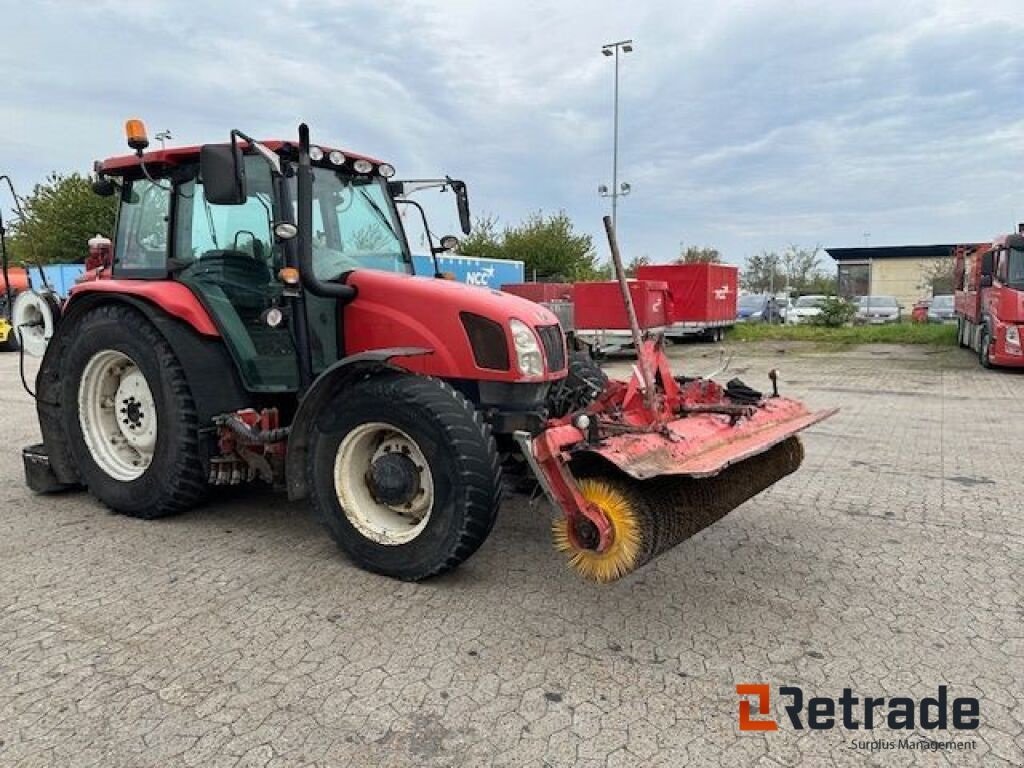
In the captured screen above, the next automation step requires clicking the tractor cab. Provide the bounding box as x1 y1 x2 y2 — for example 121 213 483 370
93 124 470 393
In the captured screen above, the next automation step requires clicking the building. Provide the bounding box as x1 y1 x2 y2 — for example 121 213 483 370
825 243 986 309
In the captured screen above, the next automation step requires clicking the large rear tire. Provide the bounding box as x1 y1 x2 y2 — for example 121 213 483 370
307 373 501 581
60 304 207 518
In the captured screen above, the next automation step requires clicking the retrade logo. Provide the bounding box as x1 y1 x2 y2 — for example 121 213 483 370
736 684 979 732
736 684 778 731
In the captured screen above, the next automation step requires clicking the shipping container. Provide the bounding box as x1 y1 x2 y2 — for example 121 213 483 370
0 265 29 295
412 253 524 289
636 263 737 339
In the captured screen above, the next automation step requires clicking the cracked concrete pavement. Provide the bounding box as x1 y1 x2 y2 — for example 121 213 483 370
1 342 1022 767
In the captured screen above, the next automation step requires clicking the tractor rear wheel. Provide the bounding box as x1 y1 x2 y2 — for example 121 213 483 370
307 373 501 581
60 304 207 518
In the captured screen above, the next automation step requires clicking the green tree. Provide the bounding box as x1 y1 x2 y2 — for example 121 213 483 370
918 256 955 295
460 211 600 281
741 251 786 293
814 295 857 327
675 244 721 264
458 215 504 260
625 254 650 277
782 245 827 293
7 173 117 265
502 211 599 281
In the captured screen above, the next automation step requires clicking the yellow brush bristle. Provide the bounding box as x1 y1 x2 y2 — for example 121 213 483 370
553 478 642 583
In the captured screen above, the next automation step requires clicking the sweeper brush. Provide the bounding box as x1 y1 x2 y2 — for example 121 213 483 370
553 438 804 582
516 216 835 583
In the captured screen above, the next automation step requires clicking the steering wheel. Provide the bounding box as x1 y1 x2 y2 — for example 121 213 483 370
178 250 276 309
180 249 273 284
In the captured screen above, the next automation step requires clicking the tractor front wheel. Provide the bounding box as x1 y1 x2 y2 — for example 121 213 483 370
60 304 207 518
307 373 501 581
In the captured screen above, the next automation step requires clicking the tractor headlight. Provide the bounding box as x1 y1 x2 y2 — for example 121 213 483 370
353 159 373 174
509 319 543 377
309 145 324 162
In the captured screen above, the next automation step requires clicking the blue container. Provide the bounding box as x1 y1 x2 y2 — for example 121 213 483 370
28 264 85 298
412 253 524 289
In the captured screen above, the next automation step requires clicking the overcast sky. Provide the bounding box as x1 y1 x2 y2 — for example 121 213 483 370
3 0 1023 267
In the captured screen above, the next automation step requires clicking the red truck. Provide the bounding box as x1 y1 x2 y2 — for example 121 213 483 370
637 263 738 342
954 230 1024 368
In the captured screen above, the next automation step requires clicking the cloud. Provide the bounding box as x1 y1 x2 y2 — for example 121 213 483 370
2 0 1023 265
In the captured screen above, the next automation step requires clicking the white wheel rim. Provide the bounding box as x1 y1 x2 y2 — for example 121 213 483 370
333 422 435 546
78 350 157 482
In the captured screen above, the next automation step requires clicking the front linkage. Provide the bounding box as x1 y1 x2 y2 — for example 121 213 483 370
517 337 835 582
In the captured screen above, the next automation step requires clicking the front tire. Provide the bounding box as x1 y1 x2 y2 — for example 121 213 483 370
307 373 501 581
60 304 207 518
979 326 994 369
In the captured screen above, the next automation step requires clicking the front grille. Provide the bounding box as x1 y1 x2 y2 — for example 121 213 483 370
537 324 566 371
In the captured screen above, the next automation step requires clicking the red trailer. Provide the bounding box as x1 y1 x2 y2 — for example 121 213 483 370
572 279 670 353
954 234 1024 368
636 263 737 341
500 282 573 303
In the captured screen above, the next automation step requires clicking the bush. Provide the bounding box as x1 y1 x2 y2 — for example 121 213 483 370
813 296 857 327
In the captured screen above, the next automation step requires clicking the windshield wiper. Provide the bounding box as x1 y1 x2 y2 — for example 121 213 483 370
356 187 398 241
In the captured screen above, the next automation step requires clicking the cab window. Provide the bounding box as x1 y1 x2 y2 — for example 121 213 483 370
114 178 170 275
174 156 275 267
996 249 1009 284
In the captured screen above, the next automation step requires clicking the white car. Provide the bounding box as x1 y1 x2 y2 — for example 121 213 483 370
786 295 828 325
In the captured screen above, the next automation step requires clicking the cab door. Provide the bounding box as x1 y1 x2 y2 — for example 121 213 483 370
172 158 299 392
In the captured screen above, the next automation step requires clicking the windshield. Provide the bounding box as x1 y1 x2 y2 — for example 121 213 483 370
738 295 766 309
290 169 410 281
795 295 825 308
859 295 897 307
931 295 954 309
1009 249 1024 289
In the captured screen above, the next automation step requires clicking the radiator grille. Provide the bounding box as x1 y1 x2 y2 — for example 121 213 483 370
537 324 566 372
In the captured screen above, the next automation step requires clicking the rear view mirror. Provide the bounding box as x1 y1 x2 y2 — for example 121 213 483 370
980 250 994 278
200 144 246 205
452 180 471 235
91 176 117 197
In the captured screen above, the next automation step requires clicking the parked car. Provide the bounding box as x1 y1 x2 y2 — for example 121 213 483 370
856 295 902 324
736 293 782 323
927 294 956 323
786 294 828 325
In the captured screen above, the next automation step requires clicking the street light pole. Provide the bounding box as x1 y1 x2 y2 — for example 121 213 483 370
599 39 633 234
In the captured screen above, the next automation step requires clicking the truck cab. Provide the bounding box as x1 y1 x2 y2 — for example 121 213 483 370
954 232 1024 367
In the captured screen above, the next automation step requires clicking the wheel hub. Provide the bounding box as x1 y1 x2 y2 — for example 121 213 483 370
333 423 435 546
78 350 157 482
366 452 421 507
570 516 601 551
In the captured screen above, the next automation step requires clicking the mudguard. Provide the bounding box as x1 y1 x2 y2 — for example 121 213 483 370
284 347 432 501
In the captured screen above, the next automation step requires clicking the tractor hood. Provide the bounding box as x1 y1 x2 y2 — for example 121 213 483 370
342 269 567 383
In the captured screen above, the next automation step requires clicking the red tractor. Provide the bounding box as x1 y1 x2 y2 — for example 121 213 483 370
17 120 834 582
